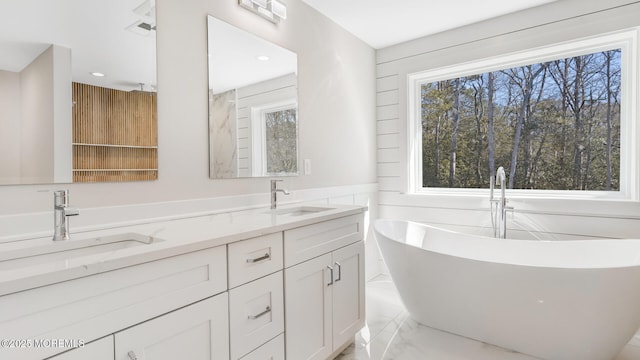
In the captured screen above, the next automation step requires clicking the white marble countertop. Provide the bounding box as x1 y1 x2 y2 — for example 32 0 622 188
0 203 366 296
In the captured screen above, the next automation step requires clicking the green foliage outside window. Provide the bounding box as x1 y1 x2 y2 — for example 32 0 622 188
265 108 298 175
421 49 621 191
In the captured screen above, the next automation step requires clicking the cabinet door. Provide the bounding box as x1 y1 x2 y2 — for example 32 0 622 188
284 253 333 360
48 336 114 360
115 293 229 360
332 241 365 349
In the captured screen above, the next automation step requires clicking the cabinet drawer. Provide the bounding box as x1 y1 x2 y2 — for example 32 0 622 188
115 293 230 360
239 333 284 360
228 232 283 288
0 246 227 360
229 271 284 359
284 214 363 267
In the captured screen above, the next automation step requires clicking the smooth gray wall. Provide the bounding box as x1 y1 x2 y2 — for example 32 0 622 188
0 0 376 215
0 70 21 181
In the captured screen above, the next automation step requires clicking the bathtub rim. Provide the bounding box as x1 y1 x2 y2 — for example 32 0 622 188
374 218 640 270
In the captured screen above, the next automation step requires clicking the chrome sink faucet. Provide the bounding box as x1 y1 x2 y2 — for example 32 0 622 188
270 180 290 209
490 167 513 239
53 190 79 241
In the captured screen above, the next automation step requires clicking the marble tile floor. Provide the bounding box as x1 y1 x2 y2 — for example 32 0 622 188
336 275 640 360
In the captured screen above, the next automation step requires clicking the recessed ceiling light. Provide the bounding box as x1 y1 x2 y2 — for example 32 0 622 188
256 55 270 61
91 72 105 77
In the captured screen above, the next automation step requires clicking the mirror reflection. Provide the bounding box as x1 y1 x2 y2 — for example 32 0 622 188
0 0 158 185
207 15 298 179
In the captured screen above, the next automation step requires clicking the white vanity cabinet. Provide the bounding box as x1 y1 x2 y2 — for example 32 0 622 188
284 214 365 360
115 293 229 360
1 206 365 360
228 233 285 360
1 245 228 360
49 295 229 360
239 333 284 360
330 241 366 348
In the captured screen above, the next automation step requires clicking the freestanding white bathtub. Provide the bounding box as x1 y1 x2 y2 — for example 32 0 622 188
374 219 640 360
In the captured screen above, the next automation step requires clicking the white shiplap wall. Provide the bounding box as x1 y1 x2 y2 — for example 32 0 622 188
375 0 640 239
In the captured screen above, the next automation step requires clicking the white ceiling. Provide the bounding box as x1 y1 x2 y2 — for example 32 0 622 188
0 0 560 94
300 0 558 49
0 0 156 92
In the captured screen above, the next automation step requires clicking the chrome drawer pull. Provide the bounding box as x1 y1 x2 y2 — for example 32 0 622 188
327 265 334 286
246 253 270 263
335 261 342 282
127 351 138 360
248 306 271 320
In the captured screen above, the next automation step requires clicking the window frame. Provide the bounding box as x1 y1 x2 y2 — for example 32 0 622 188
407 29 639 201
250 99 298 177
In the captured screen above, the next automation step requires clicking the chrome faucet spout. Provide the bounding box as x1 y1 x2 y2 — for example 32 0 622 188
489 176 495 202
496 167 507 205
490 167 511 239
53 190 79 241
495 167 507 239
270 180 290 209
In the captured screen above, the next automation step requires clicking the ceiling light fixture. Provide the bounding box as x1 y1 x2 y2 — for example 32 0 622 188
239 0 287 23
256 55 270 61
90 72 105 77
270 0 287 19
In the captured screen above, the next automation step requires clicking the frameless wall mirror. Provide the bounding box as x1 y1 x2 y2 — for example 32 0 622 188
207 15 298 179
0 0 158 185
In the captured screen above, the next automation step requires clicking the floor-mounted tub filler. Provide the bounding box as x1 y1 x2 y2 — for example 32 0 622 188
374 219 640 360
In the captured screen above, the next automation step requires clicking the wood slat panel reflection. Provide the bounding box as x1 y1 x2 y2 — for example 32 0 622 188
72 83 157 182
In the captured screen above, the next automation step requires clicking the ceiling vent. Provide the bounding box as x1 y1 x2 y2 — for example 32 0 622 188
126 20 156 36
137 22 156 32
127 0 156 36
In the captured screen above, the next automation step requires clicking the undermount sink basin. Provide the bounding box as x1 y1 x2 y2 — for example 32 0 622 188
0 233 162 271
266 206 334 217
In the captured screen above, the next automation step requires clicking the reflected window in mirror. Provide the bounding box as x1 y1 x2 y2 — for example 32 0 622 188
252 101 298 176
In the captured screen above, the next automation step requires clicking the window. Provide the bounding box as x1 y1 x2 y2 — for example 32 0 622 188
251 101 298 176
408 30 638 199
